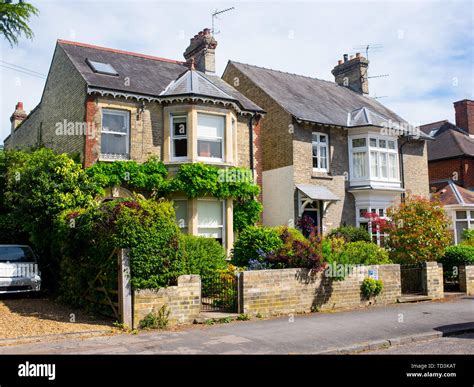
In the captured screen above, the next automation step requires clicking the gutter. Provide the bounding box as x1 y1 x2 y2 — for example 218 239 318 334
398 136 410 202
249 115 254 178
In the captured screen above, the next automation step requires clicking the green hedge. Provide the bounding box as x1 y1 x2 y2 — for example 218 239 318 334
341 241 391 265
327 225 371 243
440 245 474 275
181 234 227 279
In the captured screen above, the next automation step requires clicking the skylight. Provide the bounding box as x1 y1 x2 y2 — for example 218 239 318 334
86 59 118 76
429 129 439 137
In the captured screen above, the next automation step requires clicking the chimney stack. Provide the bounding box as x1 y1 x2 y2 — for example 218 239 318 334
183 28 218 74
454 99 474 137
331 53 369 94
10 101 27 131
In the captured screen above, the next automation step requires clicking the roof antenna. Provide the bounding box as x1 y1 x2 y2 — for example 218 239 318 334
211 7 235 35
353 43 383 61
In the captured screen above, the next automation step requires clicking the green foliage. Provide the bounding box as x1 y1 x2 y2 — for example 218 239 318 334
273 226 306 242
386 196 452 264
1 149 99 290
231 226 283 266
440 245 474 276
139 305 170 329
86 161 261 231
180 234 227 292
327 225 371 243
361 278 384 299
0 1 39 46
343 241 391 265
237 313 250 321
461 229 474 246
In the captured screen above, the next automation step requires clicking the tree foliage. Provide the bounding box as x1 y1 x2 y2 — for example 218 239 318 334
0 1 39 46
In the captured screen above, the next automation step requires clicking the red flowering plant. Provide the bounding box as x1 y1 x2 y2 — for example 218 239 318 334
360 211 392 234
296 215 317 237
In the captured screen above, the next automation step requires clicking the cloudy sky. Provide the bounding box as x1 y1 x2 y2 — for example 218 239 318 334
1 0 472 143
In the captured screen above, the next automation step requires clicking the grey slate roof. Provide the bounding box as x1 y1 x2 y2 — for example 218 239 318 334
228 61 407 127
58 40 263 113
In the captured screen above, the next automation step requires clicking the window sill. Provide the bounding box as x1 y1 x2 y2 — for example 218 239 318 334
311 171 333 180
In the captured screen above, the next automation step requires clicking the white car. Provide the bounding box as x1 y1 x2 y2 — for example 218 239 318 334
0 245 41 294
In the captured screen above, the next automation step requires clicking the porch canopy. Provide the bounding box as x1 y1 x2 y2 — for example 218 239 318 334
296 184 339 201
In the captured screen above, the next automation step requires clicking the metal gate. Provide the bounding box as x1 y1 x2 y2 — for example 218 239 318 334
400 263 425 295
201 273 239 313
443 265 461 292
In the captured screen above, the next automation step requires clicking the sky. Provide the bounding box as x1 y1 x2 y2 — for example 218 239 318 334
1 0 473 143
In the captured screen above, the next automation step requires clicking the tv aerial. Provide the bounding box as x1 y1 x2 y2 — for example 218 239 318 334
211 7 235 35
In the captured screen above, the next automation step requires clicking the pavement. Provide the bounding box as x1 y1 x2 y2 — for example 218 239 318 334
0 296 473 354
366 332 474 354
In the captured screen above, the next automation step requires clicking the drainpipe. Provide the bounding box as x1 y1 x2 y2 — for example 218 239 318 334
399 136 410 202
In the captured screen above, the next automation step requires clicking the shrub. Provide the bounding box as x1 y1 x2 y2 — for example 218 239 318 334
440 245 474 276
139 305 170 329
361 278 384 299
461 229 474 246
386 196 452 264
232 226 283 267
180 234 228 277
343 241 391 265
327 225 371 243
273 226 306 242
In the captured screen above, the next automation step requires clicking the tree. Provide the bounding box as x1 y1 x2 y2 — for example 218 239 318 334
0 0 39 46
385 196 452 264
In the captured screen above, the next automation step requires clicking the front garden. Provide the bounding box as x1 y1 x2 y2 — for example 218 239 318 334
1 148 473 327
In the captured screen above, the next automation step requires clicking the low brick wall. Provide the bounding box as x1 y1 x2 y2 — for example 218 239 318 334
133 275 201 329
423 261 444 299
241 265 401 317
460 264 474 296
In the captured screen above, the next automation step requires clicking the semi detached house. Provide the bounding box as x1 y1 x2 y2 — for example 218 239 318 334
5 29 431 246
222 54 431 239
4 29 265 251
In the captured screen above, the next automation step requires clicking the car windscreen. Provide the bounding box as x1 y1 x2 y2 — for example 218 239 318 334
0 247 36 262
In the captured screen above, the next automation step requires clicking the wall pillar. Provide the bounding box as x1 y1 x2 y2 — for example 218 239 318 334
459 264 474 295
423 261 444 299
225 199 234 254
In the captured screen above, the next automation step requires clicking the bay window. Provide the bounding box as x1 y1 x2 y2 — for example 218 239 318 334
173 199 188 234
171 115 188 160
312 132 329 171
350 135 399 182
197 113 224 162
197 199 224 245
101 109 130 160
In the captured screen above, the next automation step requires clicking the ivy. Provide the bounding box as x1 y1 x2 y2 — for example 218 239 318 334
86 160 262 231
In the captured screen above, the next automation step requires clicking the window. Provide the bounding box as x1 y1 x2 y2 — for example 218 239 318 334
455 210 474 244
86 59 118 76
312 133 329 171
197 113 224 161
174 200 188 234
350 135 399 181
171 115 188 160
197 200 224 245
357 207 388 246
101 109 129 160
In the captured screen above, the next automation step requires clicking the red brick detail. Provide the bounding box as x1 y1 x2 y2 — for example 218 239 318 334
454 99 474 135
84 96 99 168
253 116 263 216
429 157 474 190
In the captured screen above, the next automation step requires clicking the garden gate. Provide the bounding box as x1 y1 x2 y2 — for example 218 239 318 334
400 263 425 294
201 272 239 313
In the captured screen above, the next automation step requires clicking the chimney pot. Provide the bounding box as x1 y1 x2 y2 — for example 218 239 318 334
343 54 348 62
16 102 23 110
338 60 343 65
356 52 361 58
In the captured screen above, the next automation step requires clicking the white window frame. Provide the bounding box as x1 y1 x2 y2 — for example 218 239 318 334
356 206 389 246
349 134 399 183
170 114 188 162
100 109 130 160
312 132 329 172
197 113 225 163
197 199 226 248
453 209 474 244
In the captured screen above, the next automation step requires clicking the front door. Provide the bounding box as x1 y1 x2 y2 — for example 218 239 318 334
301 201 321 235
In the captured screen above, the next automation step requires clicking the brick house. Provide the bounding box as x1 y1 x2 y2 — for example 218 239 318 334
4 29 265 251
222 53 431 240
420 99 474 243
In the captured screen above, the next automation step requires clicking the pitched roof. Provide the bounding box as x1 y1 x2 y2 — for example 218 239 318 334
58 40 263 113
227 61 407 127
424 122 474 160
436 181 474 206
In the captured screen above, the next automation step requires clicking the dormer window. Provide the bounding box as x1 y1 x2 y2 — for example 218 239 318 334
86 59 118 76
